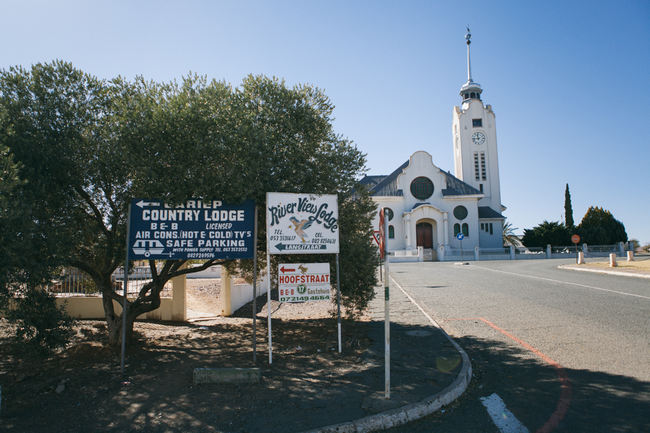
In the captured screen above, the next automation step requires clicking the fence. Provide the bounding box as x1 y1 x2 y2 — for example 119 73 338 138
48 267 172 297
514 246 546 259
437 242 628 262
478 247 510 261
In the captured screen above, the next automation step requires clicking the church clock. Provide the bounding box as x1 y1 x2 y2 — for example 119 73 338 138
471 131 486 145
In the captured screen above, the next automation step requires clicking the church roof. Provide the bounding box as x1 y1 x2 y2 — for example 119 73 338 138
441 171 481 196
361 163 481 198
362 160 409 196
478 206 505 219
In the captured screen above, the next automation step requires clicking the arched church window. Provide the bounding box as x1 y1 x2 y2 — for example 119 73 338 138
410 177 434 200
388 225 395 239
453 205 468 220
454 223 461 236
462 223 469 236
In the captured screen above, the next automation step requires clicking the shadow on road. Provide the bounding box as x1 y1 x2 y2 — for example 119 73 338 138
386 333 650 433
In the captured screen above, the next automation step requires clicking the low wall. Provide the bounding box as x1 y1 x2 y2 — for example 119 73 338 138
54 271 187 321
55 296 176 320
219 268 259 316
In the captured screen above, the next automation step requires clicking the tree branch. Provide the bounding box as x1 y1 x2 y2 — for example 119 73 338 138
73 184 111 238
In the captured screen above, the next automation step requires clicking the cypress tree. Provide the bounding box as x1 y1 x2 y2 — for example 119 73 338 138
564 183 574 228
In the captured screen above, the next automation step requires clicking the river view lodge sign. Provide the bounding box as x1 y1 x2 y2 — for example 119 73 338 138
128 199 255 260
266 193 339 254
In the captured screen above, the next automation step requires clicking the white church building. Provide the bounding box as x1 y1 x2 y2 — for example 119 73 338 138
362 30 506 261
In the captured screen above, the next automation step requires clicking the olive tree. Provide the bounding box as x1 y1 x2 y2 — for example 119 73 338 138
0 62 377 345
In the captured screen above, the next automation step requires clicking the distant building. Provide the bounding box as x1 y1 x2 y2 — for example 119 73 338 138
361 29 506 261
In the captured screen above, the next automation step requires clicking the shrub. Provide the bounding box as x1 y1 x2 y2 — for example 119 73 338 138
7 287 76 354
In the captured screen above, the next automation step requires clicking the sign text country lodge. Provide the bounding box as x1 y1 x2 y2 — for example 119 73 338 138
128 199 255 260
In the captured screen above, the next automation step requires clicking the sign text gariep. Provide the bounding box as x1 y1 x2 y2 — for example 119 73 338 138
266 193 339 254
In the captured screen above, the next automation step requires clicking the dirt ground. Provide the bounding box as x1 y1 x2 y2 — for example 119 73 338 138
185 278 223 319
0 291 372 433
573 255 650 276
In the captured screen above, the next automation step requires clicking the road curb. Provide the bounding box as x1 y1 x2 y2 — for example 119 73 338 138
558 265 650 279
300 326 472 433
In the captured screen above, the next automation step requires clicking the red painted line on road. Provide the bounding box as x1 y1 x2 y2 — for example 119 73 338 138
476 317 572 433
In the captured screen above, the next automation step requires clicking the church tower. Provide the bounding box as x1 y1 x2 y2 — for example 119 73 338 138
452 28 504 213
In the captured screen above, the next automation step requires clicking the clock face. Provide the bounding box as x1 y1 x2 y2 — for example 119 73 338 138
472 131 486 145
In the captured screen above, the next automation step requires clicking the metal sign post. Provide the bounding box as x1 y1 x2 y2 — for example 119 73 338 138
572 234 581 264
457 232 465 261
121 203 132 377
265 193 340 364
122 198 256 374
267 250 272 364
252 207 258 364
336 254 342 353
383 208 390 400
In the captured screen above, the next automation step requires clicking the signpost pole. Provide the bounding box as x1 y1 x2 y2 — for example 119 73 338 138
252 207 258 364
121 203 132 377
384 208 390 399
571 234 580 264
267 250 272 365
336 254 342 353
460 237 463 261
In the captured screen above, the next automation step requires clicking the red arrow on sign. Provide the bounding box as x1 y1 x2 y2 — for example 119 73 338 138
280 266 295 273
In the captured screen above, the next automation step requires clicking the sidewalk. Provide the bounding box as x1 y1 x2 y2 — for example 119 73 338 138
559 257 650 279
301 282 471 432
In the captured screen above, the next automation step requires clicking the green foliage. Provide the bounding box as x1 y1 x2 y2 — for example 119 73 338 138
577 206 627 245
1 62 378 343
6 288 75 354
336 188 378 317
502 219 519 247
521 221 571 247
564 184 574 228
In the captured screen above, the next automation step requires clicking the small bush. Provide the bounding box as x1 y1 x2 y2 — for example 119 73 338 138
7 288 76 354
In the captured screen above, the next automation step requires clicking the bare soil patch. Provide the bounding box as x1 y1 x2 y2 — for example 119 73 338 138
0 296 371 433
185 278 222 319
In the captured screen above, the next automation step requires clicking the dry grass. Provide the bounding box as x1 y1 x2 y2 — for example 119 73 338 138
580 256 650 272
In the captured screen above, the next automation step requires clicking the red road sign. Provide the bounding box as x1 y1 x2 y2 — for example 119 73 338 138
379 209 386 259
571 234 580 244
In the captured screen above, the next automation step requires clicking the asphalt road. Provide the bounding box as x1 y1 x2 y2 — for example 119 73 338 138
384 258 650 433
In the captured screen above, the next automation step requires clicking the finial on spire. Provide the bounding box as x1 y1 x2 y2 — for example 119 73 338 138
465 27 473 82
459 27 482 101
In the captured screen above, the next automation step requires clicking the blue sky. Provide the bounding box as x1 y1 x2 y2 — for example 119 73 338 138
2 1 649 243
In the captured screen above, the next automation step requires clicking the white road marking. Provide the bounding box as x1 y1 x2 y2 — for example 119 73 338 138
480 393 530 433
471 265 650 300
390 276 441 328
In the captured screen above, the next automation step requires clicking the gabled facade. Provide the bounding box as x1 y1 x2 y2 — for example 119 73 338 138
362 29 506 260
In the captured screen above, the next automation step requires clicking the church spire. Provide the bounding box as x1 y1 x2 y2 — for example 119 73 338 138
460 27 482 102
466 26 473 82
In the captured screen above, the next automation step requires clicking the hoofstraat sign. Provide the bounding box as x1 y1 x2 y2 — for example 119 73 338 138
278 263 331 302
266 193 339 254
128 199 255 260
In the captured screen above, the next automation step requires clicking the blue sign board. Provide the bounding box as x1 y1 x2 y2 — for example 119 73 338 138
456 232 465 241
128 199 255 260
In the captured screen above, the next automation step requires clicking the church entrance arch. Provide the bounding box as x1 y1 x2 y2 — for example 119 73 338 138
416 222 433 248
416 218 438 261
